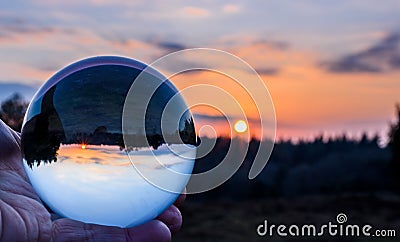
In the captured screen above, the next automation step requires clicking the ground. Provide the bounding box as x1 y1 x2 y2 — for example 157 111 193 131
174 193 400 242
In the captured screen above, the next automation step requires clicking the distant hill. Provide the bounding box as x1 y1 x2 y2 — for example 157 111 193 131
0 82 38 102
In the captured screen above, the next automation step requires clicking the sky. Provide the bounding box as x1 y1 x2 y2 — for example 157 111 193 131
1 0 400 142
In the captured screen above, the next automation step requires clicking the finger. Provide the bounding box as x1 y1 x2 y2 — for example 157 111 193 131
156 205 182 235
52 219 171 242
0 119 27 179
174 187 186 207
10 128 21 142
0 119 21 161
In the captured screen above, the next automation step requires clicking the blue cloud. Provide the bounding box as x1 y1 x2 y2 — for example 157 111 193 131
255 67 280 76
323 32 400 73
155 41 187 52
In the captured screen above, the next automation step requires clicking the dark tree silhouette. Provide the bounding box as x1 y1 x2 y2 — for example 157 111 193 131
22 86 66 168
0 93 28 132
179 118 197 146
389 104 400 175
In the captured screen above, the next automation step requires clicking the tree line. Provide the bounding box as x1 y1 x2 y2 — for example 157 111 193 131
1 93 400 182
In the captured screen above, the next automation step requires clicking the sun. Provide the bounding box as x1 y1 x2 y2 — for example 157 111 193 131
234 120 248 133
81 144 86 150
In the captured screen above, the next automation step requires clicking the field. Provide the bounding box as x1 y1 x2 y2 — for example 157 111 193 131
174 193 400 242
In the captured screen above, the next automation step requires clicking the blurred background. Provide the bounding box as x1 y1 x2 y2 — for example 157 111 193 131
1 1 400 241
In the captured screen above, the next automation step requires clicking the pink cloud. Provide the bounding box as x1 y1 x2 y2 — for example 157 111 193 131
181 7 210 17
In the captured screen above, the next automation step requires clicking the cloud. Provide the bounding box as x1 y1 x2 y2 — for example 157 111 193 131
153 41 187 52
193 113 262 124
323 32 400 73
325 58 382 73
0 16 55 37
222 4 241 14
32 62 63 72
194 113 228 122
254 40 290 51
88 0 138 6
96 33 146 49
181 7 210 17
99 34 186 55
389 54 400 68
4 24 55 35
0 15 77 45
255 67 279 76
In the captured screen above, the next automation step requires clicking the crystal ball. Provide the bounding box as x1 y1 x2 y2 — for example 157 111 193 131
21 56 197 228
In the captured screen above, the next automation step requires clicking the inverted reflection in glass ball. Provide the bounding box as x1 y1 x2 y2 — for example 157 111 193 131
21 56 197 228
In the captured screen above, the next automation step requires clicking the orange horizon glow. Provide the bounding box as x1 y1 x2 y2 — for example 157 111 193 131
168 47 399 143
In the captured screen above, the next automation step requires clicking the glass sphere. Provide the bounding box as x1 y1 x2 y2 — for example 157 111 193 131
21 56 197 228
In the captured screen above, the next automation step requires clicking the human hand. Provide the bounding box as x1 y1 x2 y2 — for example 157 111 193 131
0 119 185 242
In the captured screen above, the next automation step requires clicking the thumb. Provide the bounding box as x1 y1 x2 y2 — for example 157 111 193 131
0 119 26 178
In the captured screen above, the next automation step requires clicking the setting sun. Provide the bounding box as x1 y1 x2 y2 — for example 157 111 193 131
81 144 86 150
234 120 248 133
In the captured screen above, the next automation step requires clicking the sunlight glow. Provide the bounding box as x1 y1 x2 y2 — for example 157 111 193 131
234 120 248 133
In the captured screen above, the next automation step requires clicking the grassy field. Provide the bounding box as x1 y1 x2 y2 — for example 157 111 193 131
173 193 400 242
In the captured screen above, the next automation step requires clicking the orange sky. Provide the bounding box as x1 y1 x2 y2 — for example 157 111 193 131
167 46 400 142
1 1 400 143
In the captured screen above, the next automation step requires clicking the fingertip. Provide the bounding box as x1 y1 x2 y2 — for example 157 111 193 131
126 220 171 242
174 188 186 207
156 205 182 235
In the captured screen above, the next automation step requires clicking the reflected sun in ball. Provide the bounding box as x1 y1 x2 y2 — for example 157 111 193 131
234 120 248 133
